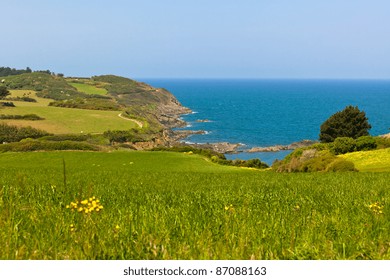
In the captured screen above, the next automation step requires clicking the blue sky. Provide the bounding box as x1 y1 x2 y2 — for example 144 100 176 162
1 0 390 79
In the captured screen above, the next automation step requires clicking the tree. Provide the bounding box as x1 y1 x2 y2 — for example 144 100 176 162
0 86 10 98
319 105 371 143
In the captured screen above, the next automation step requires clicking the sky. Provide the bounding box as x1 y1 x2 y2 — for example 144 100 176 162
1 0 390 79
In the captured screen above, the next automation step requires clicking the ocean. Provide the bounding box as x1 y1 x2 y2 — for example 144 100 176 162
143 79 390 165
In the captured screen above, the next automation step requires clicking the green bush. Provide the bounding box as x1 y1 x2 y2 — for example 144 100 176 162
151 146 226 160
300 150 336 172
0 123 51 143
326 159 357 172
232 158 268 169
150 146 268 169
103 129 146 143
331 137 356 155
40 134 90 142
5 96 37 102
355 136 377 151
0 86 10 98
374 136 390 149
0 140 99 152
0 102 15 107
0 114 44 120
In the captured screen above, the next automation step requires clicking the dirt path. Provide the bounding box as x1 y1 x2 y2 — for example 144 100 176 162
118 113 143 128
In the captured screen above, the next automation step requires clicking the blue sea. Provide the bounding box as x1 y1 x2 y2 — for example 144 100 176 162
143 79 390 165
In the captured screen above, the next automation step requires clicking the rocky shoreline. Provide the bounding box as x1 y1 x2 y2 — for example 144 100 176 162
245 140 318 153
164 127 317 154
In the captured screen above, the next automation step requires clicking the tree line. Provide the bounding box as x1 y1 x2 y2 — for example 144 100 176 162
0 66 58 77
0 67 32 77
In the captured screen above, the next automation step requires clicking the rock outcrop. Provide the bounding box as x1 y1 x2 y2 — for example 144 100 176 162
246 140 318 153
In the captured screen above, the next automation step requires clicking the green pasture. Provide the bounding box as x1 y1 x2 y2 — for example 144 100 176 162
68 82 108 96
0 90 135 134
339 148 390 172
0 151 389 260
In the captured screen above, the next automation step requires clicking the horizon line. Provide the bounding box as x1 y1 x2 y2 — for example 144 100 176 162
134 77 390 81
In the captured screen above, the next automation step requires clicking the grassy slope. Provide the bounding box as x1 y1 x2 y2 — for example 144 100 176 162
1 72 180 133
0 90 136 134
339 148 390 172
0 151 389 260
68 82 108 96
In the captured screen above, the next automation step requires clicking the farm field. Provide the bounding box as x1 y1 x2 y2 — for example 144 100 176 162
0 150 389 260
0 90 136 134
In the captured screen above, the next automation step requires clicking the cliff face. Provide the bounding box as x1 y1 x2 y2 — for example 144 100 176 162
93 75 191 129
154 88 191 128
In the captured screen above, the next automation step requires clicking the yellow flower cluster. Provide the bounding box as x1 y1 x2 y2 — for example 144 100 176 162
66 196 103 214
368 202 384 215
224 204 234 212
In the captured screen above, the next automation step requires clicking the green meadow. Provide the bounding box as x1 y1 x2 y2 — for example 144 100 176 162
339 148 390 172
0 151 389 260
68 82 108 96
0 90 136 134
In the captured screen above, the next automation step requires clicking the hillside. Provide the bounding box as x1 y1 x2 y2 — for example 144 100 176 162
339 148 390 172
0 72 190 138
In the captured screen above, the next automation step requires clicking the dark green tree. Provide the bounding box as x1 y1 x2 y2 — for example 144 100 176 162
319 105 371 143
0 86 10 98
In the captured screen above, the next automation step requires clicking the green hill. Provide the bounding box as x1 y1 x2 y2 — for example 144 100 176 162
0 71 190 138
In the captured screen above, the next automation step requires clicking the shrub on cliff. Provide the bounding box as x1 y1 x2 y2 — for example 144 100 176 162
272 148 356 172
331 137 356 155
355 136 377 151
326 158 357 172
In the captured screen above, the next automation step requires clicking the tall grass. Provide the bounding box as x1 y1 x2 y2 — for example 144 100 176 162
0 151 389 259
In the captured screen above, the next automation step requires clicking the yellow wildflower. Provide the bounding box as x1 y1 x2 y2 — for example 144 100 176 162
67 196 103 214
368 202 385 215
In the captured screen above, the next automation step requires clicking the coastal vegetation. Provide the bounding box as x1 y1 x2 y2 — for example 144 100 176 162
272 135 389 172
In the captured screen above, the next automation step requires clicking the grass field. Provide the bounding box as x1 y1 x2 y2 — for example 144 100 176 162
68 82 108 96
0 90 136 134
0 151 389 260
339 148 390 172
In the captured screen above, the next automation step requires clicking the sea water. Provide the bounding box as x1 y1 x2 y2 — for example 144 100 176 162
143 79 390 165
